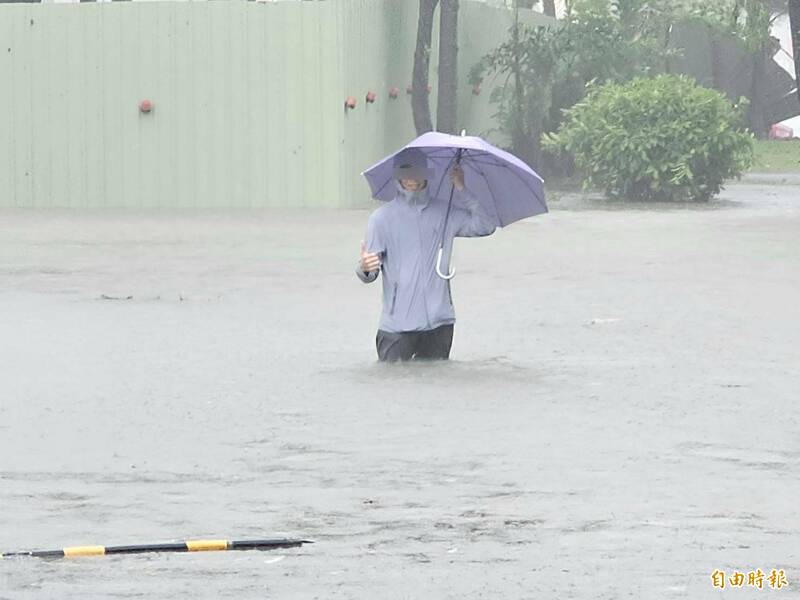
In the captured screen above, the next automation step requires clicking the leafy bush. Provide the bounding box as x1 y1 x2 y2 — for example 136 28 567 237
471 0 772 174
470 1 675 170
543 75 754 201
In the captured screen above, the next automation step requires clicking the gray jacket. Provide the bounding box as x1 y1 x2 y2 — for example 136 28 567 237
357 184 495 333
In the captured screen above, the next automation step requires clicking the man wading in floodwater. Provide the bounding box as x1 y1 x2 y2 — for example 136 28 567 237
356 148 495 362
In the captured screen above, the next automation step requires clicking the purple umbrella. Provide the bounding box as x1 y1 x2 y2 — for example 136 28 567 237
362 131 547 279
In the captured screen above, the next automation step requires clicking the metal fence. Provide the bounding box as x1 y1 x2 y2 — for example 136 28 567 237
0 0 549 209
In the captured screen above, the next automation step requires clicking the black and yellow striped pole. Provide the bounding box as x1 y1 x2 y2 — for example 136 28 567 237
2 538 311 559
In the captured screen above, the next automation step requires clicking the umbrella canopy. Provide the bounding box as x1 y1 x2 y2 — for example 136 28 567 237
362 131 547 228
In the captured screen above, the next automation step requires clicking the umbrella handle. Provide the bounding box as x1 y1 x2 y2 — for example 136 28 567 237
436 246 456 280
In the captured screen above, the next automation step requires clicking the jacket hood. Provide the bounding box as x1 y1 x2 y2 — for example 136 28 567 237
395 180 430 207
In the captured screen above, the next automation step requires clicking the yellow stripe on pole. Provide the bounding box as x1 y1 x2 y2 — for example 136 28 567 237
63 546 106 557
186 540 229 552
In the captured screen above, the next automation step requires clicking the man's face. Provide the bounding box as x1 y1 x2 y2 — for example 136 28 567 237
400 178 427 192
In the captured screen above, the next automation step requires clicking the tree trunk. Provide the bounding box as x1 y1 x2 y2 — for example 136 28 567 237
509 4 539 167
542 0 556 17
791 0 800 103
749 45 771 137
437 0 459 134
663 23 673 74
412 0 439 135
710 34 725 90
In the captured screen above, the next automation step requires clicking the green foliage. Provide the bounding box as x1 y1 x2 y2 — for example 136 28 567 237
543 75 754 200
469 21 561 165
680 0 773 53
471 0 773 172
471 0 690 167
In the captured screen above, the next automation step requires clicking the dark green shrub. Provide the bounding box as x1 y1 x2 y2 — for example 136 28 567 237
543 75 754 201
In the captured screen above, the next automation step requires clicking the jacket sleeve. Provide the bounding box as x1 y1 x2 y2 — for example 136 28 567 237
454 188 496 238
356 263 379 283
356 210 385 284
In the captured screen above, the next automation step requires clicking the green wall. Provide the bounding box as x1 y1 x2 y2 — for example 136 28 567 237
0 0 550 209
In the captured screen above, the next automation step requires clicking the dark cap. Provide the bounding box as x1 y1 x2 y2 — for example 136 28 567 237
393 148 433 181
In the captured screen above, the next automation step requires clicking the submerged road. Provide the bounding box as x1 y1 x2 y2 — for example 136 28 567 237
1 182 798 599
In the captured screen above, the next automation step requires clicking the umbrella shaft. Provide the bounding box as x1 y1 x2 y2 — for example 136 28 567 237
439 148 463 249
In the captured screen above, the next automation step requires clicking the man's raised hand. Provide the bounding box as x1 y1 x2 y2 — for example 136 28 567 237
360 240 381 273
450 164 465 192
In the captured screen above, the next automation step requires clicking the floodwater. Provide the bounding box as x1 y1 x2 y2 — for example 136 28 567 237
1 182 798 599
